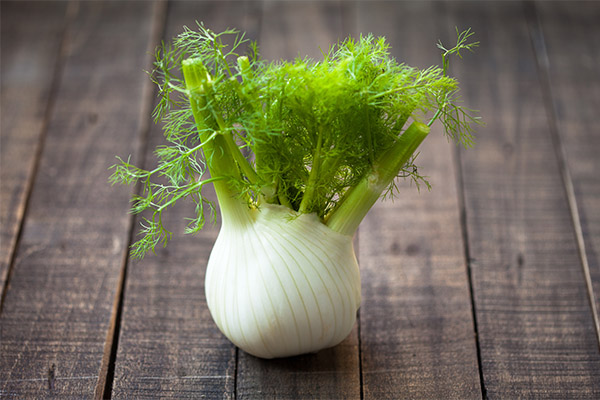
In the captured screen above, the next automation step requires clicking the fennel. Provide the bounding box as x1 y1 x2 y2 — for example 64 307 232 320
110 24 479 358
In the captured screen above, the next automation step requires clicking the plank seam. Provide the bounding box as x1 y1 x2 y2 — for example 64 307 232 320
93 1 169 398
0 1 74 315
443 1 487 395
355 228 364 400
524 0 600 350
454 144 487 400
357 309 364 400
234 347 239 400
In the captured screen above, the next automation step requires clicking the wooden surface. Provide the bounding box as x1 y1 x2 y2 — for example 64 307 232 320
1 1 599 398
0 0 66 310
446 2 600 398
357 2 481 398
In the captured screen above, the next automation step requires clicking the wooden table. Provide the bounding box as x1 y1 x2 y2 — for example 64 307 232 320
2 1 599 398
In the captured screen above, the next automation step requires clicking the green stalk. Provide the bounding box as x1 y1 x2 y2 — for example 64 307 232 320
326 121 430 236
298 126 324 213
204 96 259 185
278 191 293 209
272 175 293 208
223 132 259 184
182 58 252 226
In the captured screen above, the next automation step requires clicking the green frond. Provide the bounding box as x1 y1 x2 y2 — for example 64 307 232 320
111 23 479 255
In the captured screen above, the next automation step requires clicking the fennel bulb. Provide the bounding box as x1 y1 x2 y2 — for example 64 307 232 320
206 204 360 358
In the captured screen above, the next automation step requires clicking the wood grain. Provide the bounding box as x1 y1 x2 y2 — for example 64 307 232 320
1 1 597 398
259 0 352 61
0 2 156 398
0 1 67 309
447 1 600 397
234 2 362 399
356 2 482 399
110 2 260 398
534 0 600 343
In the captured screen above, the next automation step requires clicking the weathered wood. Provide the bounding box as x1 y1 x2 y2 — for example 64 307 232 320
0 1 67 309
0 2 157 398
234 2 362 399
447 1 600 397
258 0 350 62
533 0 600 344
356 2 482 399
2 1 597 398
110 2 260 398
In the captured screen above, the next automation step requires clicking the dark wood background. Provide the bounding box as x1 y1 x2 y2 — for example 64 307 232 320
1 1 599 398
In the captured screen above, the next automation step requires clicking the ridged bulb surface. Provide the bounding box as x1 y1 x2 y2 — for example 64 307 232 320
205 204 361 359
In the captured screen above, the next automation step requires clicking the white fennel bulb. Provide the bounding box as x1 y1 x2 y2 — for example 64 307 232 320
205 204 361 359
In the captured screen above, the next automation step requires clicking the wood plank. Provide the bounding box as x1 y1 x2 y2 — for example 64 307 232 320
534 0 600 343
0 1 66 308
446 1 600 397
0 2 157 398
234 1 361 399
110 2 260 398
258 0 351 62
356 2 482 398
